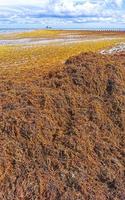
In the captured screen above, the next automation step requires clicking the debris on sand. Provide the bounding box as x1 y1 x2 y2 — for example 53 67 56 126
101 42 125 54
0 52 125 199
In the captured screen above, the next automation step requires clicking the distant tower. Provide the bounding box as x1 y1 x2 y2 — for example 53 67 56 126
46 26 52 29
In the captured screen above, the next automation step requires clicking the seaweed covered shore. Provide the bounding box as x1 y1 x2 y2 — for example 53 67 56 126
0 52 125 199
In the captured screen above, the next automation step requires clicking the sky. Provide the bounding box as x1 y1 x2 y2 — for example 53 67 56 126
0 0 125 29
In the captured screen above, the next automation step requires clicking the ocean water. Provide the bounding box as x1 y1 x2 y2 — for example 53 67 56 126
0 28 125 34
0 28 35 34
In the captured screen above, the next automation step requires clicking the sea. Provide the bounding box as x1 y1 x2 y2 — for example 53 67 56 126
0 28 35 34
0 28 125 34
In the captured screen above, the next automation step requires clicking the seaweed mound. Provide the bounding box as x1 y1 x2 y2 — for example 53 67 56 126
0 52 125 200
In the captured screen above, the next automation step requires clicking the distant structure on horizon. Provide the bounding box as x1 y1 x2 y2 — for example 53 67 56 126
46 26 52 29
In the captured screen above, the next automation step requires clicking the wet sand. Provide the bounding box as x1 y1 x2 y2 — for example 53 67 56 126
0 36 123 46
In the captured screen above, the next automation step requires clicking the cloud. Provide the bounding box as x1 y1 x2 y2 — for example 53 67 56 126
0 0 125 28
115 0 123 7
